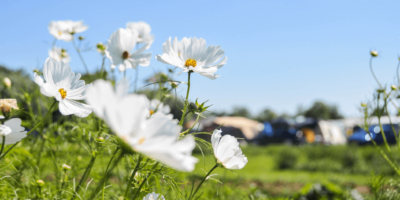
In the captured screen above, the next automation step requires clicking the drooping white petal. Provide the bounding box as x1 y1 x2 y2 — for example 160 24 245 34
59 99 92 118
0 118 27 144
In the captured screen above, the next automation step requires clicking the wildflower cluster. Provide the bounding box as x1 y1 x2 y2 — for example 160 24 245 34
0 20 247 199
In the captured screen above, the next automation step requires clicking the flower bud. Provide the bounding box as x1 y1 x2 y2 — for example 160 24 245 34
361 103 367 107
78 36 84 40
391 85 397 91
376 89 385 93
62 164 71 170
96 43 106 54
36 180 45 187
189 102 198 111
96 136 105 142
371 50 378 57
169 82 178 89
3 78 11 88
0 99 18 114
77 156 82 161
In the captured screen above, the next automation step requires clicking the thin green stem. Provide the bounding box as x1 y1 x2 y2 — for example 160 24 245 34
0 100 57 162
0 136 5 157
89 147 121 200
124 155 144 199
180 114 201 136
71 155 97 200
132 162 159 200
189 164 219 200
72 39 92 81
179 72 191 126
370 57 383 89
385 103 400 155
100 56 106 79
376 95 391 152
363 107 400 176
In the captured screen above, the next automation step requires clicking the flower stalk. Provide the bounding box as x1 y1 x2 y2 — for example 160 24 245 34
189 163 219 200
179 72 192 126
124 155 144 199
0 100 57 162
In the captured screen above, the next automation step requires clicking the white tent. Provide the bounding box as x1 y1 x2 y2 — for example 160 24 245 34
318 120 347 145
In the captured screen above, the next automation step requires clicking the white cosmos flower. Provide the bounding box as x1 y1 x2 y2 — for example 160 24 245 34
148 99 170 116
211 129 248 169
126 21 154 44
143 192 165 200
0 118 27 145
156 37 228 80
48 20 88 42
49 47 70 63
34 58 92 118
85 79 198 171
105 28 152 72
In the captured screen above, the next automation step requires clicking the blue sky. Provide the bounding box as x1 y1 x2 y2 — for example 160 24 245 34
1 0 400 117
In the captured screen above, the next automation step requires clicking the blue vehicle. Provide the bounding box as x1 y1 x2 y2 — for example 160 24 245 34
253 119 300 145
348 124 399 145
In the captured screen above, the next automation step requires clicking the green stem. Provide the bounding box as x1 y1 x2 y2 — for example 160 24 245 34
385 103 400 155
179 72 192 126
124 155 143 199
72 39 92 81
180 114 201 136
190 164 218 200
363 107 400 176
0 100 57 162
370 57 383 89
132 162 159 200
71 155 97 200
377 95 391 152
100 56 106 79
0 136 5 157
89 147 121 199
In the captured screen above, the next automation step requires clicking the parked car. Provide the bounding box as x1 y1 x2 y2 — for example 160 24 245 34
253 119 300 145
348 124 399 145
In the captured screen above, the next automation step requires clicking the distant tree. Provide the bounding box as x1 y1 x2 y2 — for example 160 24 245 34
302 101 343 119
230 106 251 118
255 108 278 122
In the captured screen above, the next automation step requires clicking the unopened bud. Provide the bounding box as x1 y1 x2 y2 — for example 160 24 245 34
77 156 82 161
3 78 11 88
62 164 71 170
169 82 178 89
96 43 106 54
371 50 378 57
391 85 397 91
78 36 84 40
189 102 198 111
361 103 367 107
0 99 18 114
376 89 385 93
96 137 105 142
36 180 45 187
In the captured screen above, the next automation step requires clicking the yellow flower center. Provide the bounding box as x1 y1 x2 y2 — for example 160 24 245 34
149 110 154 115
59 88 67 99
122 51 129 59
138 137 145 144
58 31 62 36
185 59 197 67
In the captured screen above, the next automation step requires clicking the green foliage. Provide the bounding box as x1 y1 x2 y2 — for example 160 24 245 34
299 101 343 120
